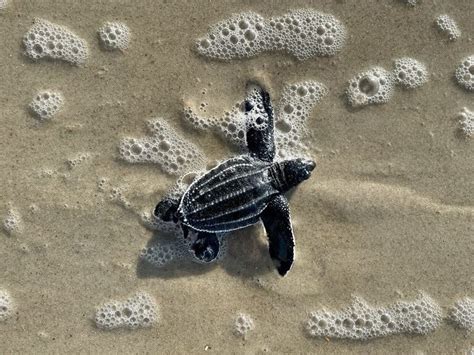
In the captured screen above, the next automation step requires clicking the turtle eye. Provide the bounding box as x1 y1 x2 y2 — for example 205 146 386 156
245 100 254 112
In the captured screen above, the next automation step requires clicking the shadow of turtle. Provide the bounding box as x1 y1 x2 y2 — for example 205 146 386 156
136 231 215 279
220 224 275 278
136 223 275 280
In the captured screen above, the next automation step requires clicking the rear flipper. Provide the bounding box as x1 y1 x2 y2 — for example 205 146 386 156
191 232 220 263
260 195 295 276
153 197 179 223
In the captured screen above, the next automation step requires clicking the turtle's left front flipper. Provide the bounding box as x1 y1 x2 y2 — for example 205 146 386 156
260 195 295 276
244 82 275 162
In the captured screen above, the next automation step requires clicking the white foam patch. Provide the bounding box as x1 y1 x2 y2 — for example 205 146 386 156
119 118 206 176
435 14 461 41
449 297 473 331
196 9 346 61
95 292 158 330
0 0 9 10
458 107 474 138
140 232 228 267
2 208 23 236
98 22 130 50
393 58 428 89
0 290 14 322
29 90 64 121
275 81 328 158
404 0 417 6
455 55 474 92
346 67 395 107
23 18 89 65
306 293 442 341
234 313 255 337
183 80 327 158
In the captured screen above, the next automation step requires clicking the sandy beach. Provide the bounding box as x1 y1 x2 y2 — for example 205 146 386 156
0 0 473 353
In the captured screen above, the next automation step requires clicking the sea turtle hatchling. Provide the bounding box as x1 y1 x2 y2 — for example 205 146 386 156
154 82 316 276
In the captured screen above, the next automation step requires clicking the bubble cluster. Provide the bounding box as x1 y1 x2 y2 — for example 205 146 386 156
234 313 255 337
306 293 442 341
435 15 461 41
2 208 23 236
119 118 206 176
95 292 158 330
0 0 9 10
195 9 346 61
346 67 395 107
455 55 474 92
29 90 64 121
457 107 473 138
23 18 89 65
66 152 91 169
140 232 228 268
275 81 328 158
184 80 327 158
0 290 13 322
183 102 246 148
449 297 473 331
98 22 130 50
392 58 428 89
404 0 417 6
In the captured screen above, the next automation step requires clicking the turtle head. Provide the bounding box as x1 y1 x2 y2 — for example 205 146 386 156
281 158 316 189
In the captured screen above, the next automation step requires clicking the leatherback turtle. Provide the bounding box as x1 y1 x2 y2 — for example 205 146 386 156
154 82 316 276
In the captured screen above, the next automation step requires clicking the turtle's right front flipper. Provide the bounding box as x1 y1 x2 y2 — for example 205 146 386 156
245 82 275 162
260 195 295 276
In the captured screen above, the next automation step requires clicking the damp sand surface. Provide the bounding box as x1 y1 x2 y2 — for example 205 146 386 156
0 1 473 353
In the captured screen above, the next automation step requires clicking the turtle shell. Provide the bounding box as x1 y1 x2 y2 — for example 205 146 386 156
178 155 279 233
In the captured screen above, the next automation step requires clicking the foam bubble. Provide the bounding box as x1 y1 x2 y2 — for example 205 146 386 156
0 290 14 322
29 90 64 121
449 297 473 331
2 208 23 236
346 67 395 107
404 0 417 6
183 80 327 158
98 22 130 51
95 292 158 330
306 293 442 341
23 18 89 65
457 107 474 138
195 9 346 61
393 58 428 89
119 118 206 176
455 55 474 92
234 313 255 337
66 152 91 170
435 15 461 41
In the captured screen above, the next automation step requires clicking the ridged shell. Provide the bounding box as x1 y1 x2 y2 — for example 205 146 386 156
178 155 279 233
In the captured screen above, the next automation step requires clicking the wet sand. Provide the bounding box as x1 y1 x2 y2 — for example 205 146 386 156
0 0 473 353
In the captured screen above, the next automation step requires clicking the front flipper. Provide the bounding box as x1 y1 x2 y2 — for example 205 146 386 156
260 195 295 276
245 82 275 162
191 232 220 263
